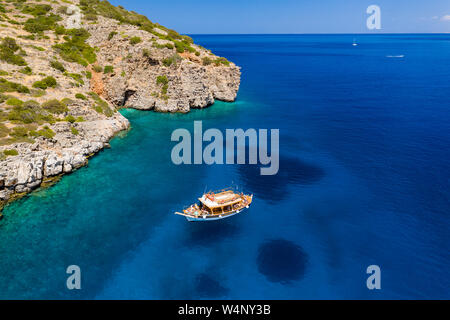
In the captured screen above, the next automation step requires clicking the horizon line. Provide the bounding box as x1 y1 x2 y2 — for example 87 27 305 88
188 32 450 35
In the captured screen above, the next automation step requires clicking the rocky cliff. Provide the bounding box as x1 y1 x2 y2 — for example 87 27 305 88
0 0 240 210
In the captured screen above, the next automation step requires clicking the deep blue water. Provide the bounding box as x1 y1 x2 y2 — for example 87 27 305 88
1 34 449 299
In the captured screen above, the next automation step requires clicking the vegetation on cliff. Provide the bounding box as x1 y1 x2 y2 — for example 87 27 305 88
0 0 236 148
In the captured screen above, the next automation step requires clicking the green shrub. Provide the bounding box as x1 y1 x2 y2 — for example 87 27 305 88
85 71 92 79
1 37 20 52
28 130 39 138
42 99 67 114
162 54 181 67
7 100 41 124
71 127 79 135
65 73 84 85
181 35 194 44
32 81 47 90
75 93 87 100
85 13 98 21
53 28 96 66
214 57 230 66
0 78 30 93
107 31 117 40
6 98 23 107
156 75 169 95
29 45 45 52
202 57 213 66
156 75 168 86
3 149 19 156
38 114 56 124
93 105 102 114
78 0 163 37
20 35 36 41
76 116 85 122
10 126 28 138
165 29 183 40
0 50 27 66
92 65 103 73
50 60 65 72
65 115 76 123
57 6 68 15
22 100 41 109
24 14 62 34
33 76 57 90
21 4 52 17
104 65 114 74
88 92 114 117
6 107 54 125
6 19 21 26
54 25 67 35
0 123 10 138
20 66 32 75
152 42 174 50
129 36 142 45
174 41 185 53
61 98 75 106
0 37 27 66
31 89 45 98
37 126 55 139
18 49 27 57
174 40 195 54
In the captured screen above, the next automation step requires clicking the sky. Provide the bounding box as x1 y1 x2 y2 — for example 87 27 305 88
110 0 450 34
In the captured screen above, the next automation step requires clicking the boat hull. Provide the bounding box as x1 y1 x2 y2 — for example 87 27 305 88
184 207 248 222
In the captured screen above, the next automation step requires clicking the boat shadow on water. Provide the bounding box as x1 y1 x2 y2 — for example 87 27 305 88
182 220 240 246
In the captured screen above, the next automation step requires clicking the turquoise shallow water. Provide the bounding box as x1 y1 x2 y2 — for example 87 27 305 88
1 34 449 299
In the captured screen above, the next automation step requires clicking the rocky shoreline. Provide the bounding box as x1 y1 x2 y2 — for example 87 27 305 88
0 1 240 212
0 114 129 211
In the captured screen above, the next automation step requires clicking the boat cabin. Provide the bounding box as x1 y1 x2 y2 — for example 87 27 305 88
199 190 243 215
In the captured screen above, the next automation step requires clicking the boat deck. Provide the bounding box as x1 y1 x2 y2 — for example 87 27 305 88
175 190 253 221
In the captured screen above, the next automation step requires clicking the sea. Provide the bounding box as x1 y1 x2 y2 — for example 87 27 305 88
0 34 449 299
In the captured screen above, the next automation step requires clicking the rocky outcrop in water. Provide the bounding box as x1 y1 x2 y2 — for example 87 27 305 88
86 17 240 113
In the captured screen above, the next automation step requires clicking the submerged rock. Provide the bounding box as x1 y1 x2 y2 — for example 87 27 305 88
257 239 308 284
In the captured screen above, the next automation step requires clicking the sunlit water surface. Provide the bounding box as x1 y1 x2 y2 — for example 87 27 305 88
1 34 449 299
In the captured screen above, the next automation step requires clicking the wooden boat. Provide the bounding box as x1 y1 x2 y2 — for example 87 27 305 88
175 188 253 221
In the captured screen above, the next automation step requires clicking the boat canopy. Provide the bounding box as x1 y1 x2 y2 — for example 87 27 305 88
198 192 242 209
